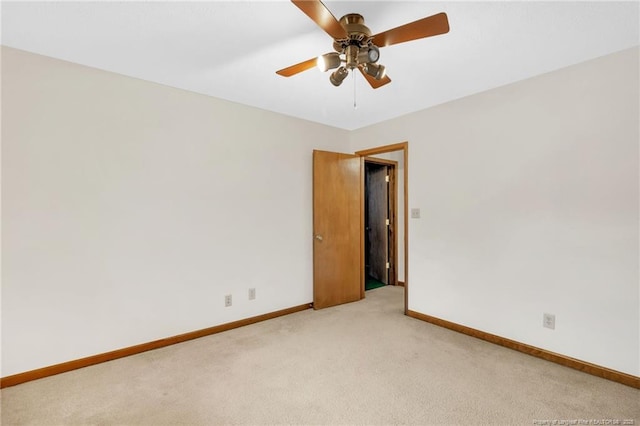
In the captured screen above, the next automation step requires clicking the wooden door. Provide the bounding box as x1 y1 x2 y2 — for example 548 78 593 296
366 163 389 284
313 150 362 309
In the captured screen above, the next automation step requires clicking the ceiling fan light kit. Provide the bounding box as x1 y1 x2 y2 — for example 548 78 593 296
317 52 341 72
363 63 386 80
358 45 380 64
329 66 349 87
276 0 450 89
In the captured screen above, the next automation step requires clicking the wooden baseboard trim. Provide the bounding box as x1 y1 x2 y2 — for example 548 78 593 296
1 303 312 389
406 310 640 389
397 281 405 287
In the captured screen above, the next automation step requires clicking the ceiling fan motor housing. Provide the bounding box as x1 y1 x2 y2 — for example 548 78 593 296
339 14 371 42
333 14 381 71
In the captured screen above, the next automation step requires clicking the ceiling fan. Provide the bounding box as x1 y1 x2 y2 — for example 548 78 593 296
276 0 450 89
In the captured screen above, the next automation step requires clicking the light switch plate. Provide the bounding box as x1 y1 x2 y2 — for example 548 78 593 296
411 208 420 219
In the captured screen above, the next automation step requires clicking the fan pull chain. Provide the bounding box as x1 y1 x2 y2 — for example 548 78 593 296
353 69 357 110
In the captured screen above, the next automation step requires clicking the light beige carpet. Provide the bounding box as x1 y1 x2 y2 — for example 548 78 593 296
1 286 638 425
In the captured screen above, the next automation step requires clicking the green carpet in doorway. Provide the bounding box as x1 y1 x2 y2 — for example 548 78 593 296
365 275 386 291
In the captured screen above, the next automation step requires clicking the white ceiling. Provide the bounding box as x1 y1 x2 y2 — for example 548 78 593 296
2 1 639 130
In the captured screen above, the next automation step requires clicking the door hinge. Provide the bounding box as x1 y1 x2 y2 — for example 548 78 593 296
385 175 389 182
385 219 390 226
386 262 390 269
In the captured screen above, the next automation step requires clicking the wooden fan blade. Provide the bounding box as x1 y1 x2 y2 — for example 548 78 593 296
292 0 348 40
276 57 318 77
371 12 449 48
359 67 391 89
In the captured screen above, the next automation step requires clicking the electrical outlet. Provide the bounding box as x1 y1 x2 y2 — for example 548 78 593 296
411 208 420 219
225 294 232 307
248 288 256 300
543 313 555 330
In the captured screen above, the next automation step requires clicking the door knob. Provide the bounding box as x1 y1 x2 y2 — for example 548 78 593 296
315 234 323 241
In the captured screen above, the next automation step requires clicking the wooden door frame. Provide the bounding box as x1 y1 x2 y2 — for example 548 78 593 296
363 157 398 287
355 142 409 314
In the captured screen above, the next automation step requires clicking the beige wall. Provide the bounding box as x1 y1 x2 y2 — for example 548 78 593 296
350 47 639 376
1 47 347 376
3 45 638 378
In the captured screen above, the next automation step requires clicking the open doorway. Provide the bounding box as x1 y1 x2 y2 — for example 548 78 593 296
311 143 408 313
364 158 397 291
356 142 408 313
